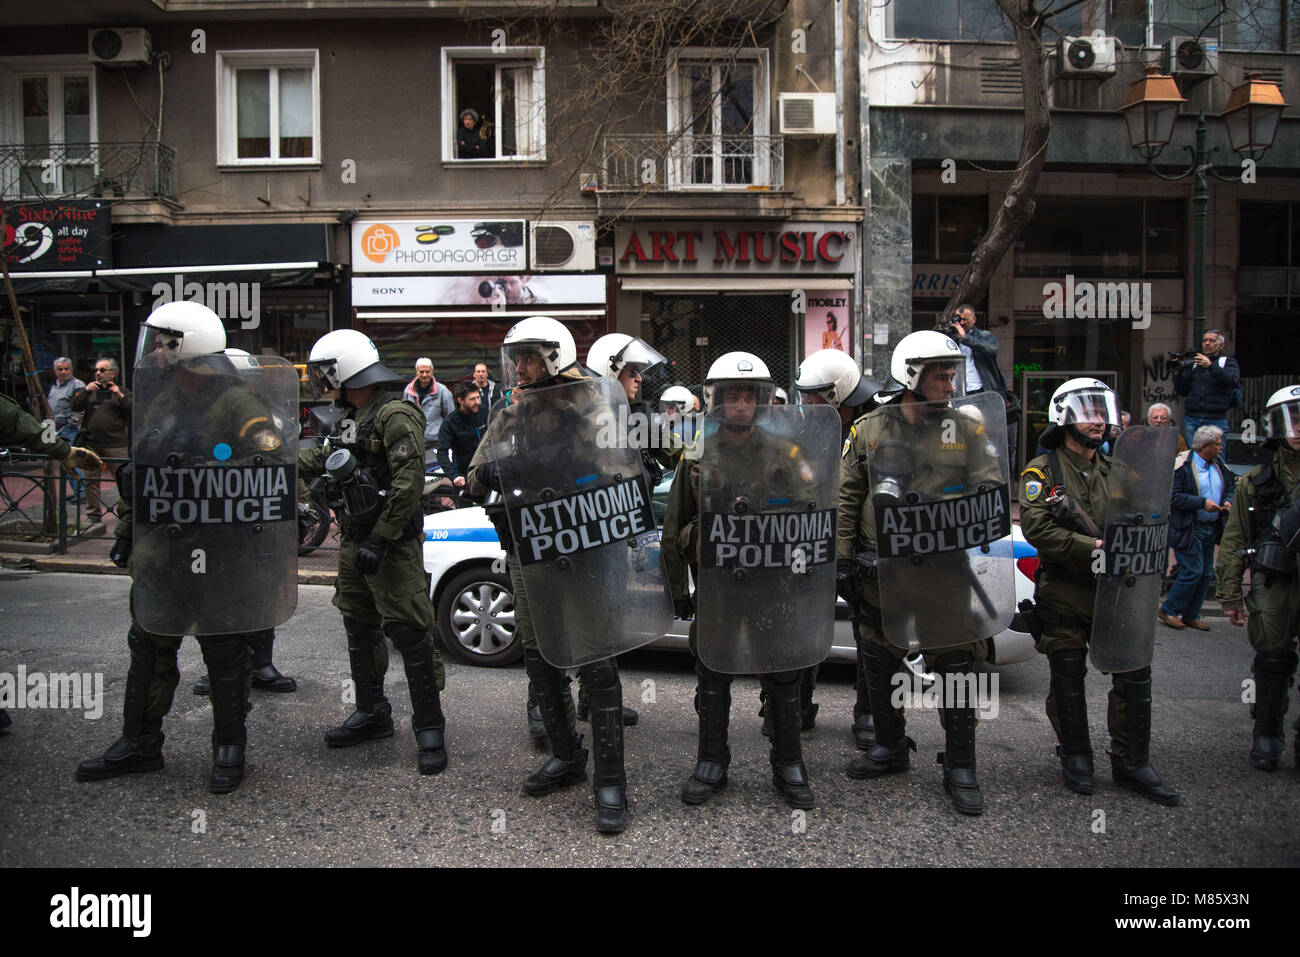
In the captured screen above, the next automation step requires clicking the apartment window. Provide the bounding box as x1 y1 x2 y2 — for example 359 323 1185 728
1015 199 1184 277
666 49 772 188
886 0 1015 42
442 47 545 162
216 50 320 165
0 59 96 198
1111 0 1287 50
913 195 988 263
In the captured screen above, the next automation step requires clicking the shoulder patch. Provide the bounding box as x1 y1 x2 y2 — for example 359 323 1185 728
1021 466 1046 483
390 437 417 461
842 436 852 459
1024 479 1043 502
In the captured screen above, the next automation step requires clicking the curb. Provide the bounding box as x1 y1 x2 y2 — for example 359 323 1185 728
1 552 337 585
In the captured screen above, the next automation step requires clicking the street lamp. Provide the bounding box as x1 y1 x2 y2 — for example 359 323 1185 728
1120 67 1288 344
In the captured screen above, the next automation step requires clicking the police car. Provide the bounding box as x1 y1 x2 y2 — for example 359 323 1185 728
424 472 1040 668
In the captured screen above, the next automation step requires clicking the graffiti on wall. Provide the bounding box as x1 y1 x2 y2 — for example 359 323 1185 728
1142 353 1180 407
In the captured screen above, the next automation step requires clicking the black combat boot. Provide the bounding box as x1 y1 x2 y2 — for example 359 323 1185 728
935 652 983 816
583 659 628 833
77 625 166 781
1249 650 1297 771
767 673 815 809
846 644 915 778
682 663 732 805
799 667 819 731
388 623 448 775
1110 667 1180 806
852 637 876 750
200 634 250 795
325 623 394 747
249 629 297 692
526 681 547 745
522 648 588 795
1048 648 1094 794
577 670 638 726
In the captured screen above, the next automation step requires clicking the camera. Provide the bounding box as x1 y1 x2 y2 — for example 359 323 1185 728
940 319 963 341
1167 349 1198 373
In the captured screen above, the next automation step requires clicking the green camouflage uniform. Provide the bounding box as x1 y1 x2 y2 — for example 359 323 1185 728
0 393 70 459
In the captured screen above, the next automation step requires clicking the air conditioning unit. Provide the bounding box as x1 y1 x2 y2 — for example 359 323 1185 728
1165 36 1218 81
89 28 152 67
1056 36 1118 78
530 221 596 271
778 93 836 136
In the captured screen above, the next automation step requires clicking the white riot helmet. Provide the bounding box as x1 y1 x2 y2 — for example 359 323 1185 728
586 333 667 380
796 348 872 409
660 385 694 413
703 351 773 412
135 300 227 367
1047 377 1121 429
773 386 789 405
889 330 965 396
500 315 577 391
306 329 404 398
1264 384 1300 440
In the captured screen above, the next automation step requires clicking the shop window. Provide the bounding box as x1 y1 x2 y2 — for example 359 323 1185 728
216 51 320 166
442 48 545 162
666 49 772 189
0 59 96 199
912 194 987 263
1015 198 1182 278
1238 202 1298 310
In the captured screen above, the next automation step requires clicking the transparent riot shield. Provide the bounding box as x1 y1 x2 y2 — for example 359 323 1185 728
695 403 839 674
872 391 1014 652
132 353 299 636
487 376 674 668
1091 425 1176 673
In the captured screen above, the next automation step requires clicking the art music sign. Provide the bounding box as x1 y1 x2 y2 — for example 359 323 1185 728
615 222 856 274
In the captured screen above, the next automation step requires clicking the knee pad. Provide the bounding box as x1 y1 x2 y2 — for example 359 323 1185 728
523 646 560 683
126 623 158 661
197 634 246 670
934 651 975 675
762 669 802 690
342 617 382 641
579 657 619 693
1257 649 1300 676
382 621 427 652
1048 648 1087 679
694 657 730 685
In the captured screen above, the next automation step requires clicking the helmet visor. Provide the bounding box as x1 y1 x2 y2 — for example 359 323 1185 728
910 358 967 401
1266 400 1300 439
1058 388 1121 428
706 379 775 414
500 340 558 392
135 323 185 368
611 338 667 377
306 357 342 399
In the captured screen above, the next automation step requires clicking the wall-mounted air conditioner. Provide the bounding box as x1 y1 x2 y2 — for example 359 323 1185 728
1056 36 1118 78
530 221 596 271
1165 36 1218 81
89 28 152 67
778 93 836 136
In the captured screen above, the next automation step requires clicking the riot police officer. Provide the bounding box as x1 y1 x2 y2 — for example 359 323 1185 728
837 332 1010 815
794 348 879 748
664 352 838 810
1216 385 1300 771
78 302 297 793
0 394 101 735
301 329 448 776
468 317 668 833
1020 378 1179 805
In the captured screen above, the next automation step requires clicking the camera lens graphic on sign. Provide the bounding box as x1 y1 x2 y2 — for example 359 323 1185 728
696 402 840 675
870 390 1014 652
485 375 673 669
132 352 299 636
1090 424 1176 673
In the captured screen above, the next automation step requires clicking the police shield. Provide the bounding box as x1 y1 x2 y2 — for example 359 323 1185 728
695 403 839 674
132 353 299 635
1090 425 1176 673
487 376 674 669
871 391 1014 652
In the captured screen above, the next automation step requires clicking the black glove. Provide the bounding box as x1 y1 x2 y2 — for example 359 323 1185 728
356 534 390 575
640 450 664 489
485 506 514 549
673 595 694 620
478 460 504 492
836 558 862 608
110 537 132 568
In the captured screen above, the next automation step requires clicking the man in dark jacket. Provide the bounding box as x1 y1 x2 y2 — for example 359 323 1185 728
71 357 131 522
436 380 482 484
1173 329 1241 450
470 362 502 429
1159 425 1235 631
457 108 491 159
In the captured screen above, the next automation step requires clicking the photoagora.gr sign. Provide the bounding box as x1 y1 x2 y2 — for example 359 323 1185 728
511 476 655 565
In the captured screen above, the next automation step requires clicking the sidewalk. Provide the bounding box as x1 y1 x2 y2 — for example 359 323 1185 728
0 508 340 584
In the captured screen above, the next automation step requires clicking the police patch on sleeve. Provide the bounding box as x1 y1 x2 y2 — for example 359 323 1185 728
843 425 856 459
391 437 416 461
1024 479 1043 501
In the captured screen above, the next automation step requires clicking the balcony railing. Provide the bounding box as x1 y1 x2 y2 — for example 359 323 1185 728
0 141 177 203
601 132 784 191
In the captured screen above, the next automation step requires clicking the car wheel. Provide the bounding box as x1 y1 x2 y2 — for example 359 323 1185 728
436 566 520 666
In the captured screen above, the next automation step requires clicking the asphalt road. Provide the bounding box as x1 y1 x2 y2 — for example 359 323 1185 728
0 571 1295 867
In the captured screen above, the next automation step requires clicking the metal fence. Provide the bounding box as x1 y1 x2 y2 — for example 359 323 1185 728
601 132 784 191
0 141 177 202
0 450 127 553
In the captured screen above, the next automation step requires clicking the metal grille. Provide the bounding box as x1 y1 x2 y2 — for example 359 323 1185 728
979 58 1023 95
638 293 795 406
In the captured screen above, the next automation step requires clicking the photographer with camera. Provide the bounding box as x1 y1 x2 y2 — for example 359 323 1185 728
1173 330 1241 450
941 305 1018 465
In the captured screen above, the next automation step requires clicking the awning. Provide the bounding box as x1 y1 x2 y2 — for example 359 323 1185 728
619 276 852 292
95 261 327 293
356 308 606 321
